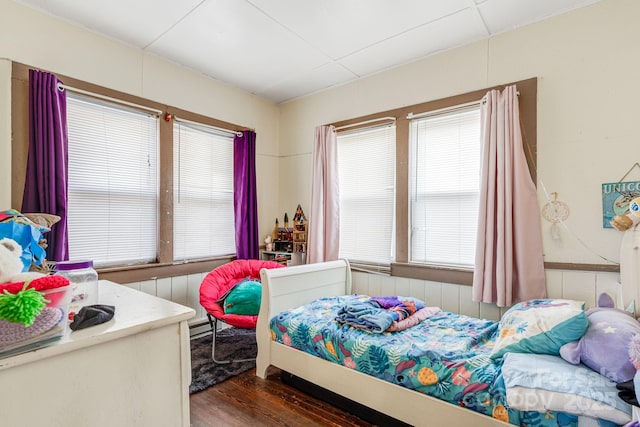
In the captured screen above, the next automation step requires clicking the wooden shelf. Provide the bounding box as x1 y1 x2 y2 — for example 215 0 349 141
261 251 292 265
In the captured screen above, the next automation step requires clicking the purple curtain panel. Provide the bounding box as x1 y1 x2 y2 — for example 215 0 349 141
233 130 259 259
22 69 69 262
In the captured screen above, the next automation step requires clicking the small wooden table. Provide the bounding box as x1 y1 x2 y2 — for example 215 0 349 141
0 280 195 427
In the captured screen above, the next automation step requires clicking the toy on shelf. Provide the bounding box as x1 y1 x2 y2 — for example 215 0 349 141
262 205 308 265
292 204 307 254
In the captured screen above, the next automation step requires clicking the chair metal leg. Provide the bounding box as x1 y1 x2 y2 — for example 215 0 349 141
207 313 256 365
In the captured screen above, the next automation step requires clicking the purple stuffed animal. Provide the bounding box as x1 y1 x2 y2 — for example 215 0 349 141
560 293 640 383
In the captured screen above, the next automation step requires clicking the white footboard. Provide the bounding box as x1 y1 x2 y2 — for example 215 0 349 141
256 259 510 427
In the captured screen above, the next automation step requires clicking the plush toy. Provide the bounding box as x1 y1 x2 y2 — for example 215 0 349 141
559 293 640 383
264 235 274 252
0 238 45 284
0 237 70 326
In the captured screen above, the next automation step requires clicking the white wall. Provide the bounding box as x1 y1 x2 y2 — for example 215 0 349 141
2 0 638 308
352 269 621 321
0 0 281 240
0 59 10 209
279 0 640 270
121 268 620 332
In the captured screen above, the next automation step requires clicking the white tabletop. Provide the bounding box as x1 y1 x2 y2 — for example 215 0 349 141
0 280 195 371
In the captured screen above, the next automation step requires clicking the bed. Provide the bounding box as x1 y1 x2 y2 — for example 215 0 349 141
257 259 636 427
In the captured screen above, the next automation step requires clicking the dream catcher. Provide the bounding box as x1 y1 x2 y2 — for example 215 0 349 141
541 192 570 240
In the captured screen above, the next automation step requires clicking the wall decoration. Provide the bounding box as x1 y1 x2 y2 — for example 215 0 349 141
602 181 640 228
541 192 570 240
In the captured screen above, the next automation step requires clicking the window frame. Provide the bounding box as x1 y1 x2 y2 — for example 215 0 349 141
10 61 245 282
330 78 538 285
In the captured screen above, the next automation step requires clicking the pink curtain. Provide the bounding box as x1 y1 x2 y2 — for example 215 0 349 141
307 125 340 264
472 85 546 307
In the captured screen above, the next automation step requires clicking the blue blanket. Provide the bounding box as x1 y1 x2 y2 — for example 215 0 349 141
336 295 425 333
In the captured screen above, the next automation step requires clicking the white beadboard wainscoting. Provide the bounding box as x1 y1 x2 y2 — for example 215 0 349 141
120 272 212 336
352 269 622 321
118 268 622 336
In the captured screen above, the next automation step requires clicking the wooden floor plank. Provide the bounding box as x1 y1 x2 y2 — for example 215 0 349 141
190 368 374 427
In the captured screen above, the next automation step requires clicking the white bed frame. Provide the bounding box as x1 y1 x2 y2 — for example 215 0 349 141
257 259 511 427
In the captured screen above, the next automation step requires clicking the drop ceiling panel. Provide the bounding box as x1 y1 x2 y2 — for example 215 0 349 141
147 0 330 94
257 62 358 103
11 0 603 103
248 0 471 60
339 8 486 77
477 0 601 34
13 0 203 47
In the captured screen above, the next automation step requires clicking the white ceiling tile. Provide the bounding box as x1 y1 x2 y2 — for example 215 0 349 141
257 62 358 103
247 0 470 59
147 0 330 94
477 0 601 34
11 0 603 103
13 0 203 47
339 9 487 77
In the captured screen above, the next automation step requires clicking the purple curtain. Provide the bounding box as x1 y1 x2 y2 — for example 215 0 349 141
233 130 259 259
22 70 69 262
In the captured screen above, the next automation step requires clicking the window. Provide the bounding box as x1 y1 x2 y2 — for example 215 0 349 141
409 104 481 267
337 123 396 264
12 63 251 282
66 93 159 267
173 120 236 260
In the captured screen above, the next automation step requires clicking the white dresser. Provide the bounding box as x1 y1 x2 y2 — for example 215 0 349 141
0 280 195 427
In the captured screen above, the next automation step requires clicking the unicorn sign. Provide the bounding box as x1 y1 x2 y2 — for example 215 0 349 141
602 181 640 228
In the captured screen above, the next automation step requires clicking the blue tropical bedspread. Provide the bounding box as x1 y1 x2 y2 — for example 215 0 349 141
270 294 580 427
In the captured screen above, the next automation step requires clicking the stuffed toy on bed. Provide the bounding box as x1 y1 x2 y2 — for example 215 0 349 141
560 293 640 384
558 293 640 427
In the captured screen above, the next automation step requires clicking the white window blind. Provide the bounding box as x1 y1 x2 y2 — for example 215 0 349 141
173 120 236 260
410 104 481 267
66 93 159 267
337 124 396 264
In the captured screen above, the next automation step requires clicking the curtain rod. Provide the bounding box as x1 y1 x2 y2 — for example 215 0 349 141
407 100 481 120
175 116 243 137
56 82 163 116
407 90 520 121
334 116 396 131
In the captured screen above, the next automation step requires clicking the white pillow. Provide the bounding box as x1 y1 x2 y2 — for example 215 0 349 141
506 386 630 425
502 353 632 425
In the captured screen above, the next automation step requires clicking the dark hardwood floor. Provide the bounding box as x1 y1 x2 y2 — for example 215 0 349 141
190 368 375 427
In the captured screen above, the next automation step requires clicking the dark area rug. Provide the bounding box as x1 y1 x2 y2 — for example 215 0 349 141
189 327 257 394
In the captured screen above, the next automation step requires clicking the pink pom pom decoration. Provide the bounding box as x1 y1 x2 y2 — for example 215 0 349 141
628 333 640 370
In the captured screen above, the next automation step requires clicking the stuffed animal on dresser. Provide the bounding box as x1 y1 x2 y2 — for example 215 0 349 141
0 238 45 284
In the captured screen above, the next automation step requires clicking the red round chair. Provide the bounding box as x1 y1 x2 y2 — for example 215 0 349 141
199 259 284 363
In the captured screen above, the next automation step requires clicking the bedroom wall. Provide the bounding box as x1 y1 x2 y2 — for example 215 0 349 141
0 0 281 241
352 270 620 321
1 0 637 317
278 0 640 299
117 266 620 332
0 59 10 209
